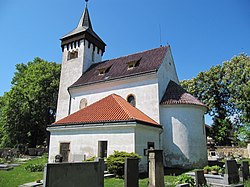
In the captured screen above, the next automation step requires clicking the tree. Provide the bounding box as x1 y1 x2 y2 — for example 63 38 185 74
181 54 250 145
223 54 250 142
0 58 61 148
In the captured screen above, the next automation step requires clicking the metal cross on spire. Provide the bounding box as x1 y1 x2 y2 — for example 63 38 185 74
85 0 89 7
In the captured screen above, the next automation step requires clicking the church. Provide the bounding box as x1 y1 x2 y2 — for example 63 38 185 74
47 3 208 172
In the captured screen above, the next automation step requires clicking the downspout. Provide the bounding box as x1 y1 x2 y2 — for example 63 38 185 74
159 126 164 150
67 88 72 115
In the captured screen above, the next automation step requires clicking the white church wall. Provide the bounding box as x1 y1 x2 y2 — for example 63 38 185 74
135 124 162 172
69 73 160 123
160 104 208 168
48 124 136 163
48 123 161 173
157 47 179 100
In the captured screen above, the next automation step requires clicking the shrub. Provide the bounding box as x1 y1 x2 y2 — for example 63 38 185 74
175 174 195 187
211 165 221 172
219 168 224 174
203 165 211 173
0 158 5 164
25 164 44 172
106 151 141 177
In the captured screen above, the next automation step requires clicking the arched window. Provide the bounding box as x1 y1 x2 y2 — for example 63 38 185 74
79 98 87 109
127 94 136 107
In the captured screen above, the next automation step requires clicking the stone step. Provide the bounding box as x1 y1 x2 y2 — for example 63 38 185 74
104 173 115 178
18 181 43 187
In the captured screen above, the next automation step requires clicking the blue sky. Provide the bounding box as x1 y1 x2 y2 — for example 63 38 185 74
0 0 250 123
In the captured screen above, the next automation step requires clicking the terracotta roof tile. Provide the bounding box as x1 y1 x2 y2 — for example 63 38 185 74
53 94 160 127
70 46 169 88
160 80 206 107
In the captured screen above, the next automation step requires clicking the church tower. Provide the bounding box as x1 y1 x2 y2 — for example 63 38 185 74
56 2 106 121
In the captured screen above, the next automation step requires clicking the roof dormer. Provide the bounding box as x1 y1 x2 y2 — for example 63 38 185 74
127 58 141 70
98 65 112 76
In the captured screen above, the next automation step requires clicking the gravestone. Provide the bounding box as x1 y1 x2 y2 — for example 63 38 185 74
194 169 206 186
124 158 139 187
224 160 239 184
240 161 249 181
148 150 164 187
44 158 104 187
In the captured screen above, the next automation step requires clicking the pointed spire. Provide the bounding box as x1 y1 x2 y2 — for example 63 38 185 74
77 4 92 30
61 0 106 53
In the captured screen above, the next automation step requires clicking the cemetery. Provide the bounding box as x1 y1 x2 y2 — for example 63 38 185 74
0 147 249 187
0 1 249 187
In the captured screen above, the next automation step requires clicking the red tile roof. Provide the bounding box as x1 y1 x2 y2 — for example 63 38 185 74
70 46 169 88
53 94 160 127
160 81 206 107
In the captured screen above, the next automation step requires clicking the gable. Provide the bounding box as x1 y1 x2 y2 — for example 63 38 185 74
70 46 169 88
53 94 161 128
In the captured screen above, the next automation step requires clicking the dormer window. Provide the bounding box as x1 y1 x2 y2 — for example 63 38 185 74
127 58 141 70
98 66 112 76
67 50 78 60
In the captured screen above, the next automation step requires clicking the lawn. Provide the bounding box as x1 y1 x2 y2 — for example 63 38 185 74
104 176 176 187
0 156 46 187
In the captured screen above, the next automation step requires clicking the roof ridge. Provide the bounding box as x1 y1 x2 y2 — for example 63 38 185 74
111 94 135 119
101 45 169 63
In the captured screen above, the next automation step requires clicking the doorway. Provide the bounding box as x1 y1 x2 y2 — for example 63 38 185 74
60 142 70 162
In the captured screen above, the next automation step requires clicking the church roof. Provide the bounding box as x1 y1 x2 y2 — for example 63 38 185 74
61 6 106 52
53 94 160 127
70 46 169 88
160 80 206 107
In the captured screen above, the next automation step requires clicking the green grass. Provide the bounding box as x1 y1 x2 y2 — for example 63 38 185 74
245 180 250 187
104 175 176 187
237 158 250 164
0 156 47 187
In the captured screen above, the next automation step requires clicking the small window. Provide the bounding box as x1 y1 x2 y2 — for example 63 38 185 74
98 66 111 76
98 141 108 158
67 50 78 60
98 68 106 75
79 98 87 109
127 94 136 107
127 58 141 70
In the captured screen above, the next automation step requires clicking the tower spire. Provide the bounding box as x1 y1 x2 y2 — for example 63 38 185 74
61 0 106 53
77 1 92 30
